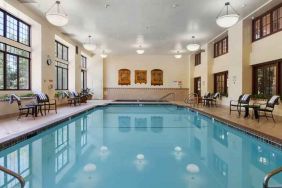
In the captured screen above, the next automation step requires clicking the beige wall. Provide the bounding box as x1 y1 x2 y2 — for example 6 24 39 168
104 54 189 88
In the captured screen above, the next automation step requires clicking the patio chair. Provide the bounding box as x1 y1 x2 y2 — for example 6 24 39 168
9 94 35 120
229 94 251 116
254 95 280 122
199 92 211 106
35 92 57 115
65 91 80 106
211 92 220 106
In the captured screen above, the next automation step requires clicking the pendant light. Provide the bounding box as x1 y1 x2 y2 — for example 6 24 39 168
174 51 182 59
101 50 108 58
136 45 145 55
186 36 200 52
83 35 96 51
46 1 68 27
216 2 239 28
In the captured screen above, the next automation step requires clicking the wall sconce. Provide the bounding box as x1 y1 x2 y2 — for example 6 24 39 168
232 76 237 84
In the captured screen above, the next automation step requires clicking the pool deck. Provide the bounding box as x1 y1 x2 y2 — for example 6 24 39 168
173 101 282 146
0 100 112 147
0 100 281 149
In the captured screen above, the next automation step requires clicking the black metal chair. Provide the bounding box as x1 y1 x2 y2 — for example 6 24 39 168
229 94 251 116
9 94 35 120
35 93 57 115
254 95 280 122
65 91 80 106
211 92 220 106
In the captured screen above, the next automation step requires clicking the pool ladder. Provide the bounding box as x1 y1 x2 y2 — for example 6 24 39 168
184 93 199 106
263 166 282 188
0 165 25 188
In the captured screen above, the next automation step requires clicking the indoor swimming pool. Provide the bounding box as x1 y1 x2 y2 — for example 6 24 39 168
0 104 281 188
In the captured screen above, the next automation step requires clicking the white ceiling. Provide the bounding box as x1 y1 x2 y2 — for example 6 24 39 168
23 0 272 55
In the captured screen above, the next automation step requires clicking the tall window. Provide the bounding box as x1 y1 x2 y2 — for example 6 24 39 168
0 144 31 188
81 55 87 90
54 125 69 173
0 9 30 46
214 36 228 58
55 62 68 90
195 53 201 66
214 71 228 96
253 61 281 97
55 41 69 90
0 43 30 90
253 4 282 41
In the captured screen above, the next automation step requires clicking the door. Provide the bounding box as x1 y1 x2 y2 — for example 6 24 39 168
194 77 201 96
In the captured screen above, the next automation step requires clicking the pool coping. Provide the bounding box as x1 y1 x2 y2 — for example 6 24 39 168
0 103 110 150
0 101 281 151
173 103 282 149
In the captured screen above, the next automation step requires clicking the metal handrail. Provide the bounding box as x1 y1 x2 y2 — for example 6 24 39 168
159 93 176 101
263 167 282 188
184 93 199 106
0 165 25 188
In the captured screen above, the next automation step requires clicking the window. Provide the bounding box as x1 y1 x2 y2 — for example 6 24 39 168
214 71 228 96
195 53 201 66
54 125 69 173
81 55 87 90
55 61 68 90
214 36 228 58
0 43 30 90
0 9 30 46
0 144 31 188
253 61 281 97
55 41 68 61
253 3 282 41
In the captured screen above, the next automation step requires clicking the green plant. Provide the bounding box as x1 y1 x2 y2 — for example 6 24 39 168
20 93 35 97
0 94 9 101
251 94 269 100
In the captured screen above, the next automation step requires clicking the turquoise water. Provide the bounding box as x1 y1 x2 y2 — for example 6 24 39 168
0 104 282 188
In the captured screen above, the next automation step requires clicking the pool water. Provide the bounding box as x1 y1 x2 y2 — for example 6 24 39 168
0 104 282 188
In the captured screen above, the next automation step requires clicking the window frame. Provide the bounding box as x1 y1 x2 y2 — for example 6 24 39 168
55 40 69 61
214 36 228 58
214 71 228 96
0 8 31 46
252 3 282 42
252 60 281 97
55 61 68 90
195 52 201 66
0 43 31 90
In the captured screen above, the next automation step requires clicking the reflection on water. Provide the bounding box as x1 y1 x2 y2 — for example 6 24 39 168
0 104 281 188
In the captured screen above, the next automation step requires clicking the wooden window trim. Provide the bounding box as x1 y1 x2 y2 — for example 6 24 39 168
252 3 282 42
0 8 31 46
195 53 201 66
252 59 281 96
214 36 228 58
214 71 228 96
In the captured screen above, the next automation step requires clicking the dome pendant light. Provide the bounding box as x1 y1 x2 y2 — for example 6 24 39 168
186 36 200 52
216 2 239 28
101 50 108 58
46 1 69 27
83 35 96 51
136 45 145 55
174 51 182 59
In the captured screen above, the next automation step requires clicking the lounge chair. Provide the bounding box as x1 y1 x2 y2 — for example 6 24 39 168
72 91 87 103
199 92 211 106
35 92 57 114
229 94 251 116
254 95 280 122
9 94 35 120
65 91 80 106
211 92 220 106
